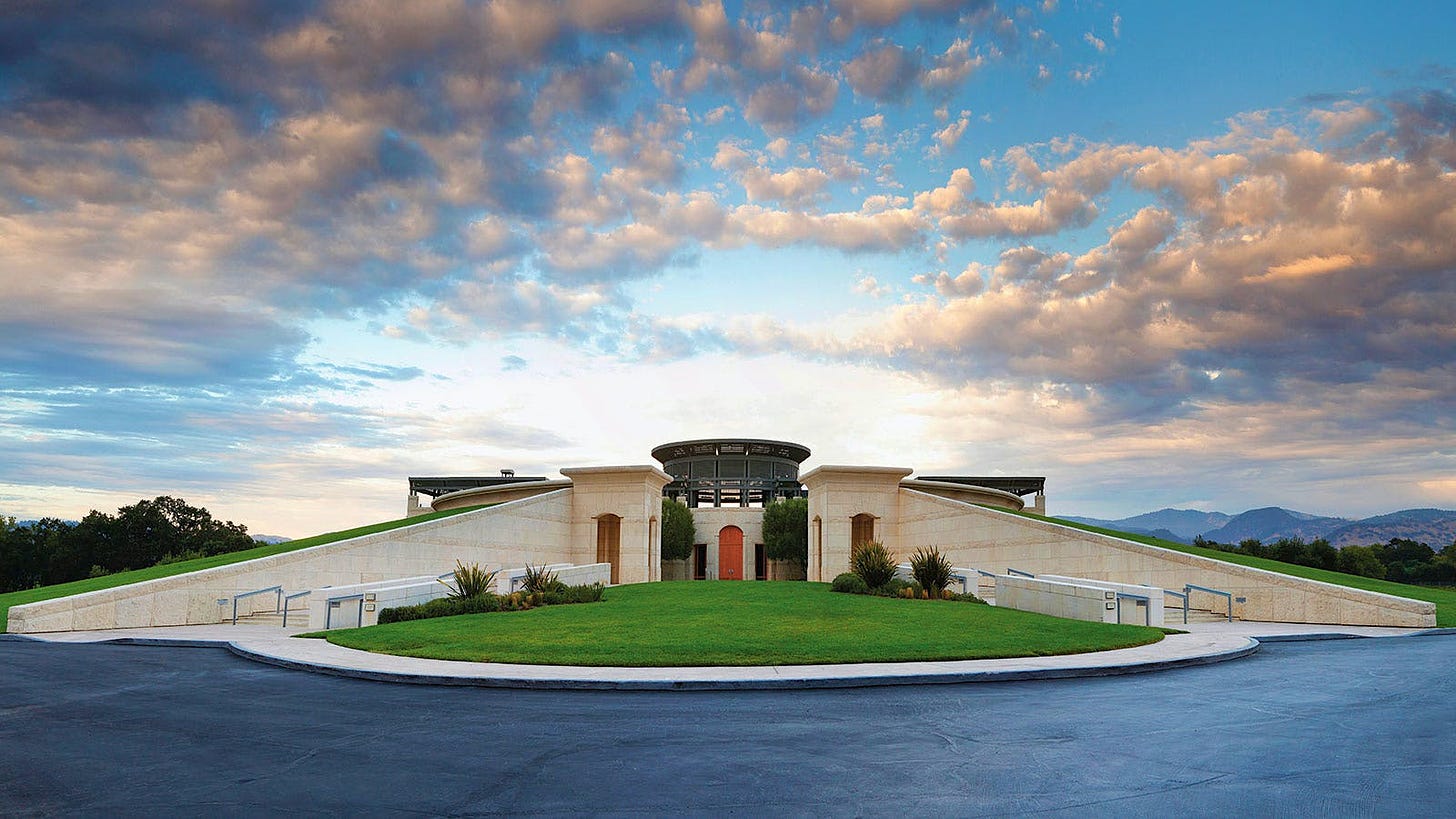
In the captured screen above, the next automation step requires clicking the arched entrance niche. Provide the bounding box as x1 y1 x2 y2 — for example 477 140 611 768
811 516 823 580
851 513 875 548
718 525 744 580
596 513 621 584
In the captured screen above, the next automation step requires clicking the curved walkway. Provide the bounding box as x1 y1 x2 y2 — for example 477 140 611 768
13 621 1449 690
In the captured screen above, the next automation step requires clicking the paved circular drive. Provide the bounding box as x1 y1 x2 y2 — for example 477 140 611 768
2 634 1451 815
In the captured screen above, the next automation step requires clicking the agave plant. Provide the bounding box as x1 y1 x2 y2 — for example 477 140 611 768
438 560 498 599
909 546 953 599
850 541 897 590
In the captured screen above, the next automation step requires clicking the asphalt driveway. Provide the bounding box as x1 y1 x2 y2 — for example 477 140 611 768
1 634 1451 816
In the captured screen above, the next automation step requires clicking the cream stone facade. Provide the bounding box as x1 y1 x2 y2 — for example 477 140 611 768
7 440 1439 634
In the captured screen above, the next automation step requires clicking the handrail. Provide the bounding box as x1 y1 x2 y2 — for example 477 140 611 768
975 569 998 578
946 571 970 595
281 590 311 628
1115 592 1152 626
231 584 282 625
1006 568 1035 578
324 593 365 630
1185 583 1234 622
1164 589 1189 625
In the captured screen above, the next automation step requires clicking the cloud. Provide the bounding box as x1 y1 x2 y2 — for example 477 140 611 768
844 41 922 102
743 66 840 134
692 94 1456 429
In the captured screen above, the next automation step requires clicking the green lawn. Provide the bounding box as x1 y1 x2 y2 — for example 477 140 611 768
318 581 1166 666
1026 512 1456 627
0 505 489 631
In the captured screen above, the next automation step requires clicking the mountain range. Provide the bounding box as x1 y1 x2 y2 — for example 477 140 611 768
1061 507 1456 549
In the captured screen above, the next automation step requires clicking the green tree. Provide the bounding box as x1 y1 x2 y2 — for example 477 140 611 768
762 497 808 567
1337 545 1386 579
660 497 695 562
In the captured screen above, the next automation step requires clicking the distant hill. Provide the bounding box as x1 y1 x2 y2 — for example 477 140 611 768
1323 509 1456 549
253 535 292 545
1062 506 1456 549
1202 507 1351 544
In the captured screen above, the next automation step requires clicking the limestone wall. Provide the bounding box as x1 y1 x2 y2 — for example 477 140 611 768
802 465 912 581
7 490 576 633
688 505 765 580
896 489 1435 628
563 465 671 585
995 575 1119 624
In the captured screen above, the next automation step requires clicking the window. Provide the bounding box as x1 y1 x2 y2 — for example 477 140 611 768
851 513 875 548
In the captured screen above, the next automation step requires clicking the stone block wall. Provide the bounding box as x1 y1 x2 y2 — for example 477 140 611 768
896 489 1435 628
8 490 575 633
995 575 1119 623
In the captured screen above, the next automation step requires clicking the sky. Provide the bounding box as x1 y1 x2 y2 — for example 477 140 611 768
2 1 1454 538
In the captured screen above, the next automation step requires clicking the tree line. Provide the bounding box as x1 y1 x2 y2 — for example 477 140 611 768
1193 534 1456 584
0 496 258 593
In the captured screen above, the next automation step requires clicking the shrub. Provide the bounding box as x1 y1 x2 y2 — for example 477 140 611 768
831 572 868 594
877 577 911 597
540 582 606 605
909 547 953 598
438 560 498 599
850 541 897 589
377 581 606 624
378 594 504 624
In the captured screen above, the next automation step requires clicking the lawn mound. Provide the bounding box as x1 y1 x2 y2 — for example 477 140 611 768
320 581 1166 667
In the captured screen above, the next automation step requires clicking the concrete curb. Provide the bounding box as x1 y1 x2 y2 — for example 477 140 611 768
221 637 1262 691
1253 626 1456 643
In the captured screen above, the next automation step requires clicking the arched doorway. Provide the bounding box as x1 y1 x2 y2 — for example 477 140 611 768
596 514 621 584
851 513 875 548
811 516 822 581
718 525 743 580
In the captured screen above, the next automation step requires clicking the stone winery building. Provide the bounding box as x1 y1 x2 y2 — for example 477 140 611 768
7 437 1437 633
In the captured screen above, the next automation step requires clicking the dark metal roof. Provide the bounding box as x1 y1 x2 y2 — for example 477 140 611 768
407 476 548 498
651 438 811 464
916 476 1046 496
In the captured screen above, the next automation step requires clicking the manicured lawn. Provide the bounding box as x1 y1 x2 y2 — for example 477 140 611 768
1026 512 1456 627
0 505 489 631
319 581 1166 666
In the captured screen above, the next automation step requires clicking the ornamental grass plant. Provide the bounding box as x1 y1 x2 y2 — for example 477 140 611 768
909 546 953 599
850 540 898 590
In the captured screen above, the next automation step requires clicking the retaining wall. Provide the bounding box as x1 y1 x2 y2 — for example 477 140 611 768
7 490 575 633
896 489 1435 628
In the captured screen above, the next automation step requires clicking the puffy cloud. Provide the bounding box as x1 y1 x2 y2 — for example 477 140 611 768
931 112 971 154
832 0 981 28
740 166 832 207
698 94 1456 429
923 38 983 93
743 66 840 134
844 41 922 102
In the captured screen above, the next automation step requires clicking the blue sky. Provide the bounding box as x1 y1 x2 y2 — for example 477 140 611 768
2 1 1454 537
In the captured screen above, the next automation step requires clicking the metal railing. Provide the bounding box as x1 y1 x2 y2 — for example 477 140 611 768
1184 583 1234 622
231 585 282 625
324 593 365 630
1115 592 1152 626
1006 567 1035 578
281 590 311 628
1164 589 1189 625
